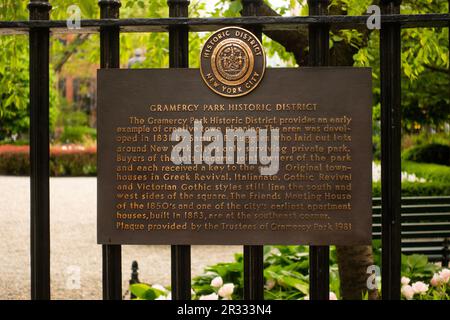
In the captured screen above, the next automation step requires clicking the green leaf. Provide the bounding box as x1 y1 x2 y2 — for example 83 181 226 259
332 35 343 42
130 283 153 299
407 254 428 270
277 275 309 295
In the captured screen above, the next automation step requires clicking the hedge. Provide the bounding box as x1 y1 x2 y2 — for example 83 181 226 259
402 143 450 166
372 181 450 197
402 160 450 184
60 126 97 144
0 145 96 176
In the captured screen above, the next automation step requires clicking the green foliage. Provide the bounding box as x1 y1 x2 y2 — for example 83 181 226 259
401 254 439 282
129 283 167 300
403 132 450 149
120 0 210 68
191 246 340 300
373 241 439 284
191 244 446 300
330 0 373 16
402 71 450 131
0 36 30 140
193 253 244 299
0 1 29 140
373 157 450 197
59 126 97 144
211 0 242 18
0 0 62 142
129 240 448 300
375 243 449 300
372 180 450 197
51 0 98 19
0 34 60 141
402 144 450 166
59 110 90 127
399 255 449 300
402 161 450 184
351 0 449 131
372 135 381 160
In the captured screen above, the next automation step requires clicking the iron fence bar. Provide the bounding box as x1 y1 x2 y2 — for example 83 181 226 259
445 0 450 270
1 14 450 35
380 0 402 300
308 0 330 301
99 0 122 300
241 0 263 37
243 246 264 300
28 0 51 301
241 0 265 302
168 0 192 301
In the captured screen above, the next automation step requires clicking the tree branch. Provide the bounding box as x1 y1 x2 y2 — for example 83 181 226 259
241 1 309 65
54 34 90 73
239 0 373 67
424 64 450 75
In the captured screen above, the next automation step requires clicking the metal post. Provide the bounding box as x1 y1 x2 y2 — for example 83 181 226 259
443 238 449 268
28 0 51 301
308 0 330 301
99 0 122 300
241 0 263 38
168 0 192 301
241 0 264 301
243 246 264 300
380 0 402 300
129 261 140 299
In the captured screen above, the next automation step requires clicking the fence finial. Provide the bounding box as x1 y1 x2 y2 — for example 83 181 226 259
241 0 262 16
131 260 139 283
98 0 122 7
380 0 402 5
98 0 121 19
28 0 52 20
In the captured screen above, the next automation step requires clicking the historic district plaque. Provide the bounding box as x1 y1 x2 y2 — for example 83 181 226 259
97 67 372 245
97 27 372 245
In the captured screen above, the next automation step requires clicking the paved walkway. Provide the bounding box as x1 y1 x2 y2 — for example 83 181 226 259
0 177 240 300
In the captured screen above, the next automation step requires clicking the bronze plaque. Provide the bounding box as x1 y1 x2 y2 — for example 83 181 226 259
200 27 266 97
97 68 372 245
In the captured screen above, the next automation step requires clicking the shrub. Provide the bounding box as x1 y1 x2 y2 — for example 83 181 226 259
0 145 30 175
372 135 381 160
372 160 450 196
61 110 90 127
402 132 450 151
59 126 97 144
402 161 450 184
373 181 450 197
0 144 97 176
402 143 450 166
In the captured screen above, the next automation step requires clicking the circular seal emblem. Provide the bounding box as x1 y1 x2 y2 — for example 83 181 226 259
200 27 266 97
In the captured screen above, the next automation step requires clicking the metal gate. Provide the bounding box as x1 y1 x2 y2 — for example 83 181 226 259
1 0 449 300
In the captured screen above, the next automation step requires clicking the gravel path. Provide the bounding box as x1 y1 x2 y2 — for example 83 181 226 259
0 176 240 300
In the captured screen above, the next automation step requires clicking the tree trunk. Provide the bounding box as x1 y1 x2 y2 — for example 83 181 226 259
336 246 378 300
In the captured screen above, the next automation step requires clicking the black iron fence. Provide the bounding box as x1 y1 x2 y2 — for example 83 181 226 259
1 0 449 300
